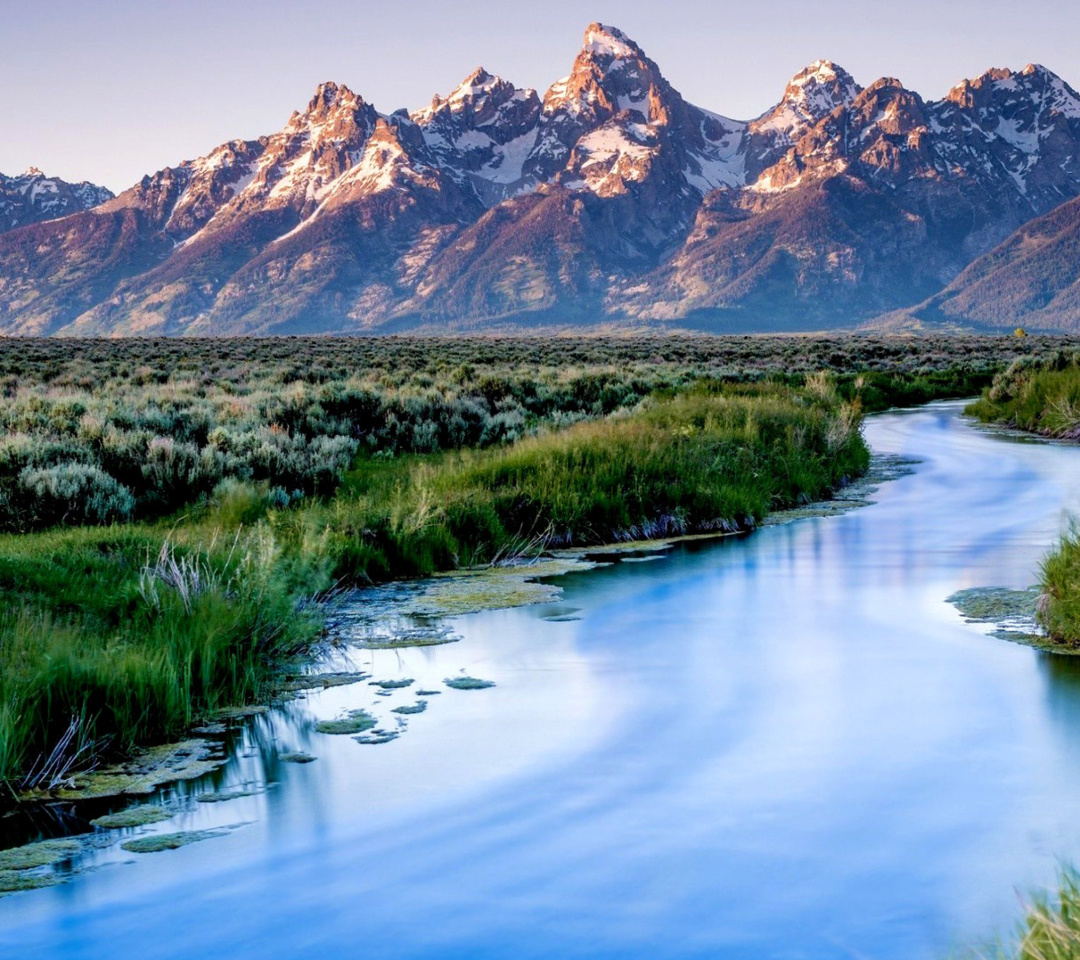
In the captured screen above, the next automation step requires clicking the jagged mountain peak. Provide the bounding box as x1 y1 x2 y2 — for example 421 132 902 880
788 60 857 91
8 27 1080 337
544 22 669 117
286 81 372 131
413 66 530 124
580 22 641 61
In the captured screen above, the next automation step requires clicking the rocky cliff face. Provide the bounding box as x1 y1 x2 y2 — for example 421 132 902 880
4 23 1080 336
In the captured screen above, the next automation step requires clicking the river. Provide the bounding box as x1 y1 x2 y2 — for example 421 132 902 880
3 400 1080 959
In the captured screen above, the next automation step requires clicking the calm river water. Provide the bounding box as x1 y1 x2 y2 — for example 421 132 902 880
3 401 1080 959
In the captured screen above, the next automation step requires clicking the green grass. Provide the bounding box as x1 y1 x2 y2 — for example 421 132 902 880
971 867 1080 959
966 352 1080 438
0 379 869 789
966 355 1080 646
1039 524 1080 645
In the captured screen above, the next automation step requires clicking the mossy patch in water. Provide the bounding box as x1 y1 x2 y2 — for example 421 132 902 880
278 752 316 763
0 839 79 871
343 557 598 632
315 710 377 735
121 829 228 854
353 729 399 745
90 806 172 830
416 689 442 696
0 870 61 895
196 787 263 803
36 739 229 802
278 671 370 692
944 586 1077 652
353 625 460 649
444 677 496 690
392 702 427 715
189 722 228 736
369 679 413 689
948 586 1041 623
213 704 270 720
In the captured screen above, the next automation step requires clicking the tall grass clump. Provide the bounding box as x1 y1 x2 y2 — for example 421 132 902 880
967 352 1080 438
0 522 328 789
965 867 1080 959
327 383 870 582
1039 522 1080 645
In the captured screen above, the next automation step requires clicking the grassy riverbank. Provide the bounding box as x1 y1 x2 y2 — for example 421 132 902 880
966 353 1080 645
973 868 1080 959
0 378 868 790
967 352 1080 439
0 332 1065 790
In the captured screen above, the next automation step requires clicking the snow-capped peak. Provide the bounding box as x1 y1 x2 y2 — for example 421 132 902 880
748 59 860 155
581 23 639 61
783 60 860 113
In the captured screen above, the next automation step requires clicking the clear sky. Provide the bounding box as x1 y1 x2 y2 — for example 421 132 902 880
4 0 1080 192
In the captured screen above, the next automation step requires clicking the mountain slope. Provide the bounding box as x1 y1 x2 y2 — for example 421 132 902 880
886 193 1080 331
4 25 1080 335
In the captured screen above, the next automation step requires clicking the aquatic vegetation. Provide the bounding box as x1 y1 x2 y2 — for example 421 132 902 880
370 679 414 690
20 739 230 802
444 677 496 690
0 838 79 895
0 839 78 871
353 730 399 745
0 870 61 894
196 787 263 803
121 829 228 854
279 672 370 692
948 587 1041 624
315 710 377 735
278 752 316 763
90 805 172 830
392 702 428 715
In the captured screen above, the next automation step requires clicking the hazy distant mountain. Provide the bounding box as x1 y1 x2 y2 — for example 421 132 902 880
879 191 1080 332
3 24 1080 335
0 168 112 232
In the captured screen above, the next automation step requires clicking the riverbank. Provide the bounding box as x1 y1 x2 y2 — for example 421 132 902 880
966 352 1080 645
0 380 869 793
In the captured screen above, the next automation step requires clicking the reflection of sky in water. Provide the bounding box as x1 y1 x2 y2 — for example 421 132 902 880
4 400 1080 959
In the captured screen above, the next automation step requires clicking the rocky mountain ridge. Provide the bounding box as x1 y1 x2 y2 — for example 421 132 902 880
0 168 113 232
4 24 1080 335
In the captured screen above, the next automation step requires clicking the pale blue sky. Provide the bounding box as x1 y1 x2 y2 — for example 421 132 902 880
4 0 1080 191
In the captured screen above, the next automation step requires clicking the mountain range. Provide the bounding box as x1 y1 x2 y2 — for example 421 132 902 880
3 23 1080 336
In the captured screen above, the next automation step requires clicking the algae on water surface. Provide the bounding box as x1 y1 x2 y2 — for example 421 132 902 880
444 677 496 691
121 830 229 854
315 710 377 735
90 806 172 830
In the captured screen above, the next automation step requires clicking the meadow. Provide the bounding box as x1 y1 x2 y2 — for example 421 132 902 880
1 333 1073 793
